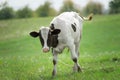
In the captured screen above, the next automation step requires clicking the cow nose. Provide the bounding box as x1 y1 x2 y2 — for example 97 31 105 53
43 48 49 53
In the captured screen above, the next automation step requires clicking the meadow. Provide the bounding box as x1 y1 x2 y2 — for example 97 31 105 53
0 14 120 80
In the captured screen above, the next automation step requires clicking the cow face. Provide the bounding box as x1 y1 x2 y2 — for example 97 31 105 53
30 27 61 53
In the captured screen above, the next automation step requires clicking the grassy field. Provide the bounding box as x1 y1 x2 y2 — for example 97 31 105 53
0 14 120 80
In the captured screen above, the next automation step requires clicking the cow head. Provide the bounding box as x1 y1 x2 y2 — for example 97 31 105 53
30 27 61 53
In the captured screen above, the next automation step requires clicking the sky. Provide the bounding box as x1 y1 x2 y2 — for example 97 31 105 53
0 0 111 11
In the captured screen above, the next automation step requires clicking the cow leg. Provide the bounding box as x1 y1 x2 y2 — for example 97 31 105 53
75 42 80 57
74 43 82 72
68 42 81 72
52 50 58 76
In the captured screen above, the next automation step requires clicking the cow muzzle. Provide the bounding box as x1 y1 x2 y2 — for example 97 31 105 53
42 48 49 53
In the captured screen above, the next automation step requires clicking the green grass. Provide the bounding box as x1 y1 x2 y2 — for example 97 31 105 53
0 14 120 80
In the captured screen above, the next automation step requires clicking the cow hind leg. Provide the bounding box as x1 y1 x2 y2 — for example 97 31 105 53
69 43 82 72
74 43 82 72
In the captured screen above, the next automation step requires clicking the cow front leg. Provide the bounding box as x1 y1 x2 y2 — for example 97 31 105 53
52 50 58 76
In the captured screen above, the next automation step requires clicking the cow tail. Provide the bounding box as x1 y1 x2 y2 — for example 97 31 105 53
82 13 93 21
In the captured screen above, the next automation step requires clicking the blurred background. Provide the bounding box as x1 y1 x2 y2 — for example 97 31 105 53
0 0 120 80
0 0 120 19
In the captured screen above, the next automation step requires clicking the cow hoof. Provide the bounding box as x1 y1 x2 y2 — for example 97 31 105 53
78 66 82 72
52 70 56 76
73 65 78 72
73 65 82 72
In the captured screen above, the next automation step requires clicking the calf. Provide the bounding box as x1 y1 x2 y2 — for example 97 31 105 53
30 12 92 76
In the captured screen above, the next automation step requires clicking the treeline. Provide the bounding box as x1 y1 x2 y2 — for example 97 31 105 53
0 0 120 20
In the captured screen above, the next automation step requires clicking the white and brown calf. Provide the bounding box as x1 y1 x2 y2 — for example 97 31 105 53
30 12 92 76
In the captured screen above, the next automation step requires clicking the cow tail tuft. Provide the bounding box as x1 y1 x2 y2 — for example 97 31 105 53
82 13 93 21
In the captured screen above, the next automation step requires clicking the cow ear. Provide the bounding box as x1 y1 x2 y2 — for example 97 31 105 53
29 31 39 38
51 29 61 35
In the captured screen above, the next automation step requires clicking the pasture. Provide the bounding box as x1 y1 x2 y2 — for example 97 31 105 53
0 14 120 80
